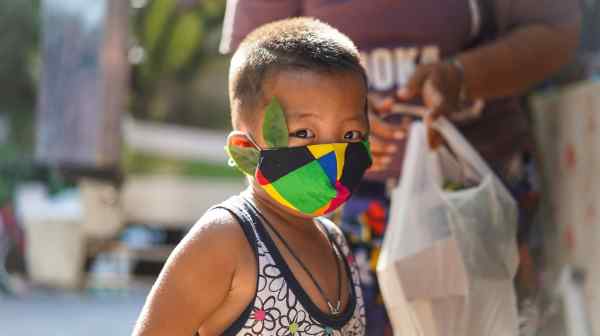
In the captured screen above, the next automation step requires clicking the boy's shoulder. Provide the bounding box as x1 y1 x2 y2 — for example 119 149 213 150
187 206 249 250
173 205 251 271
134 204 255 334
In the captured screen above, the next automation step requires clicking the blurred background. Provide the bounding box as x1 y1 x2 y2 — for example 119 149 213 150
1 0 600 335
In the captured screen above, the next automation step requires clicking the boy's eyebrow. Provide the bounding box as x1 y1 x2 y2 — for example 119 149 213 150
286 111 366 123
286 111 320 120
340 115 367 123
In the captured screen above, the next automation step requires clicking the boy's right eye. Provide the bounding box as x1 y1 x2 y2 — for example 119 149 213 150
290 129 315 139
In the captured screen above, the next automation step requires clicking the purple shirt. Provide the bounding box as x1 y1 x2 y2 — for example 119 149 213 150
220 0 580 171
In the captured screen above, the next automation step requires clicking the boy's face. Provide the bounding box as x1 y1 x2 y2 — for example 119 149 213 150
255 69 368 147
234 68 370 218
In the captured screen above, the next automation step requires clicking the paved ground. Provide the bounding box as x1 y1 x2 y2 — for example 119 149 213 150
0 288 149 336
0 287 580 336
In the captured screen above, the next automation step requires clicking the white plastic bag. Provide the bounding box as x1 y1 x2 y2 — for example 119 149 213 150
377 119 520 336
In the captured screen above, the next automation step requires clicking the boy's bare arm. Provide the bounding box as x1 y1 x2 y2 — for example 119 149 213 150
132 210 244 335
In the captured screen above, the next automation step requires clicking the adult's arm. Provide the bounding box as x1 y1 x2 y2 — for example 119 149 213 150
458 0 582 100
385 0 581 152
219 0 302 54
398 0 581 126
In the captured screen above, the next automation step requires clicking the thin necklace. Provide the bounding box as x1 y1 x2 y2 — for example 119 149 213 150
252 206 344 315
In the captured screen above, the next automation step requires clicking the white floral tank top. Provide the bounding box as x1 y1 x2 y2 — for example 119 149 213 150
215 196 366 336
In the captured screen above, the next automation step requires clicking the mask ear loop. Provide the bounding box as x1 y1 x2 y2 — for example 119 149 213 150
245 133 262 150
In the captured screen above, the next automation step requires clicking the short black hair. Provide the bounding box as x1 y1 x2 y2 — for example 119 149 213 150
229 17 366 130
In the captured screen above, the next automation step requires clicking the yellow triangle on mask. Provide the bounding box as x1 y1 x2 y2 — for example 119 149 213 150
308 144 334 159
333 143 347 180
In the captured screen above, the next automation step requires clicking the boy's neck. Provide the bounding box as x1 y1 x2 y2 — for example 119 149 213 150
244 185 318 234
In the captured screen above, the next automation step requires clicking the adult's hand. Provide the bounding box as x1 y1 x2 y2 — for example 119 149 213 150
367 112 406 173
397 61 464 149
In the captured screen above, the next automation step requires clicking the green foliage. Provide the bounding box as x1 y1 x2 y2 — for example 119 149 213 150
0 1 38 107
0 143 74 205
143 0 177 55
263 97 289 148
135 0 226 78
0 145 32 205
122 147 242 179
202 0 226 18
0 0 38 152
131 0 230 129
0 0 40 204
165 12 204 72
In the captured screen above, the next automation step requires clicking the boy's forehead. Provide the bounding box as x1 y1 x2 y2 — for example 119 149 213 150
260 68 367 120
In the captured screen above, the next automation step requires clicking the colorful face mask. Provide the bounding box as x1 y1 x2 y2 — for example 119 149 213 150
255 141 372 216
226 97 371 216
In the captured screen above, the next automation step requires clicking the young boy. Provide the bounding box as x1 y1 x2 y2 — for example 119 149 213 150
132 18 372 336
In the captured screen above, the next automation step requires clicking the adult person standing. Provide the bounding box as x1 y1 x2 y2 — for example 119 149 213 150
220 1 581 334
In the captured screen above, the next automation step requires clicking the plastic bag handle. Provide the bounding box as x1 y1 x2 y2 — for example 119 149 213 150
431 118 494 177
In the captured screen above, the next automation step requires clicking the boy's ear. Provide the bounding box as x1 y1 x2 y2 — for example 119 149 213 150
225 132 260 176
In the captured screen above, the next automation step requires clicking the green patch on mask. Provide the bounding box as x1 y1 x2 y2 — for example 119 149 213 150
362 140 372 160
263 97 288 148
271 160 336 214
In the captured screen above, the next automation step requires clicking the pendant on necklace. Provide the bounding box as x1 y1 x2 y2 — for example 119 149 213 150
328 301 341 315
